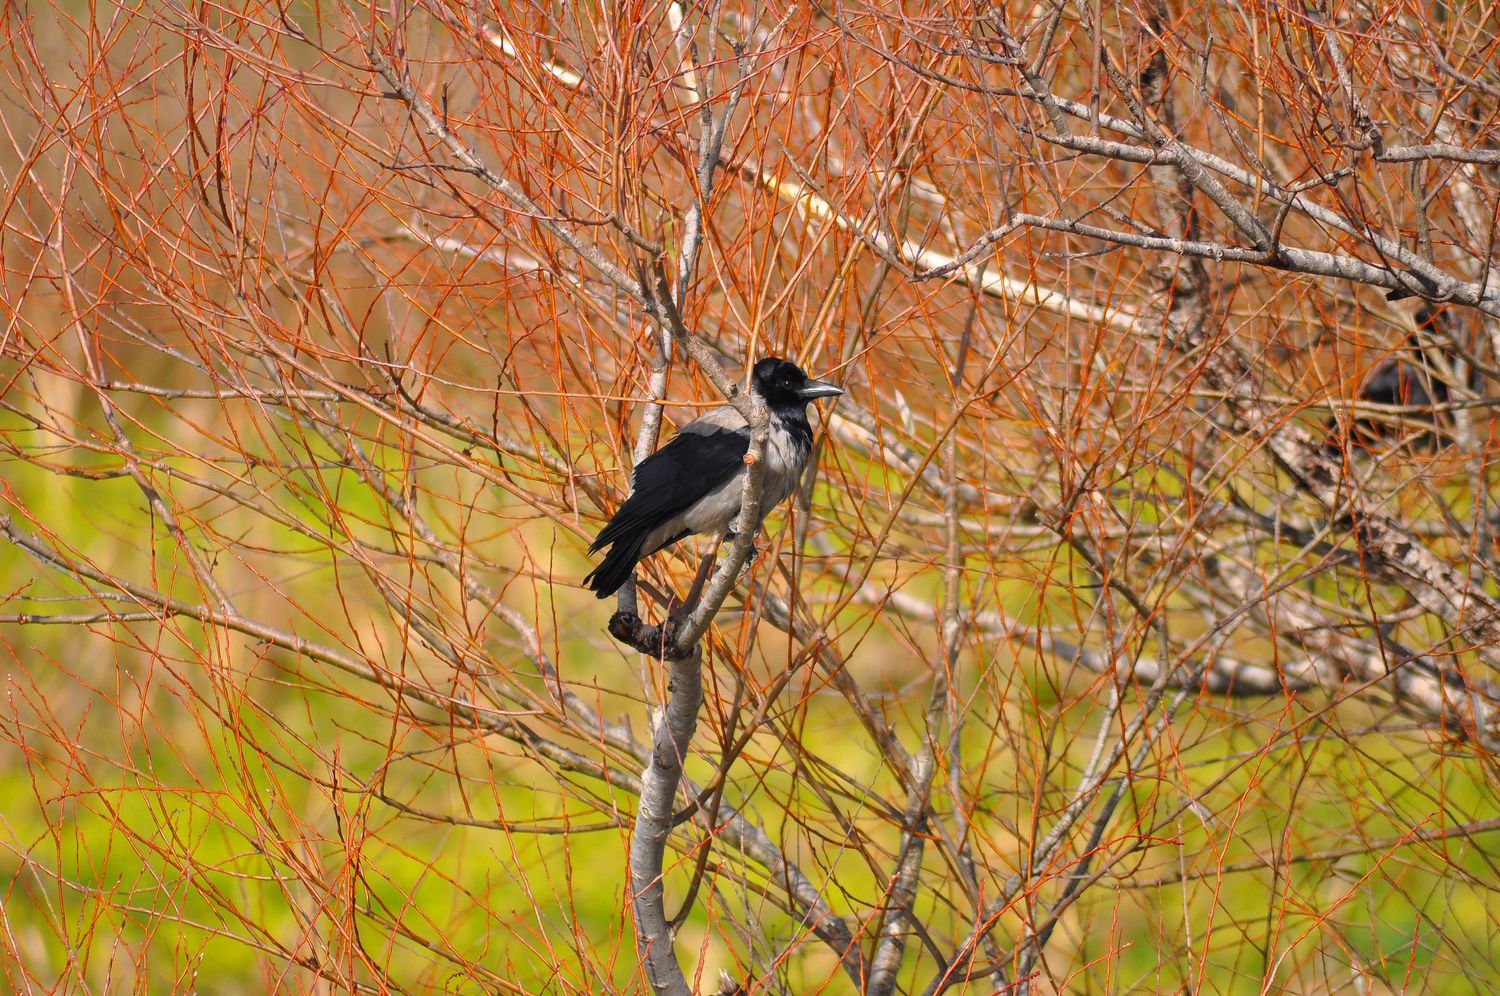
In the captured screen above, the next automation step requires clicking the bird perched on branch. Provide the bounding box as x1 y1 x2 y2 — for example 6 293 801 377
585 357 843 599
1325 306 1477 453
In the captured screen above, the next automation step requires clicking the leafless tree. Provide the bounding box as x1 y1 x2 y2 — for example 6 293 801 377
2 1 1498 993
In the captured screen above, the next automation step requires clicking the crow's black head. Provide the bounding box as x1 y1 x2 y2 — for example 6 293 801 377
751 357 843 411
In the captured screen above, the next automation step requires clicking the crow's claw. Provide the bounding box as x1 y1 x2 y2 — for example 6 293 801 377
658 614 682 649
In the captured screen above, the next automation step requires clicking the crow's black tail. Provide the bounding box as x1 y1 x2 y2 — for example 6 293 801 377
584 531 647 598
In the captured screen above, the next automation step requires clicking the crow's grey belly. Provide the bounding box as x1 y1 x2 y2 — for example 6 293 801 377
639 424 808 556
641 474 745 555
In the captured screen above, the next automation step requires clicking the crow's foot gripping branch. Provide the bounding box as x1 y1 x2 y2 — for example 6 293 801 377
723 532 759 575
605 553 722 660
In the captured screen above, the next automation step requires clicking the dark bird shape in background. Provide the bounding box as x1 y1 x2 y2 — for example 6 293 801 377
585 357 843 599
1325 306 1475 453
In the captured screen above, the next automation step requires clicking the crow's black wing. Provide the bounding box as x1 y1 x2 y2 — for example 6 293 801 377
589 414 749 555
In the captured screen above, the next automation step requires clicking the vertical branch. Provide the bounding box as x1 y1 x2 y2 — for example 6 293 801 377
629 649 703 996
613 1 784 623
616 322 674 621
868 295 975 995
616 8 794 992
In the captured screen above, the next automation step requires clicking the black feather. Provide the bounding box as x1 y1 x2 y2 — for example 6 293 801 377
584 425 749 597
581 529 648 601
1324 306 1465 453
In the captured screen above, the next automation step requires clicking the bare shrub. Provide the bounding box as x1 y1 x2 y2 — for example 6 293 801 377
2 2 1497 992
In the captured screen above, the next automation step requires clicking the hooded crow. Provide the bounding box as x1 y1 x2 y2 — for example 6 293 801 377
585 357 843 598
1324 306 1475 453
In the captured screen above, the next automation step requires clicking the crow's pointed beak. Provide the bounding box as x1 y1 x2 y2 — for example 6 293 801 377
797 378 844 401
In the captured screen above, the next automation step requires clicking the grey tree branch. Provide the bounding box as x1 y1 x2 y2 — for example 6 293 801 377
629 651 702 996
366 50 642 300
869 282 976 995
